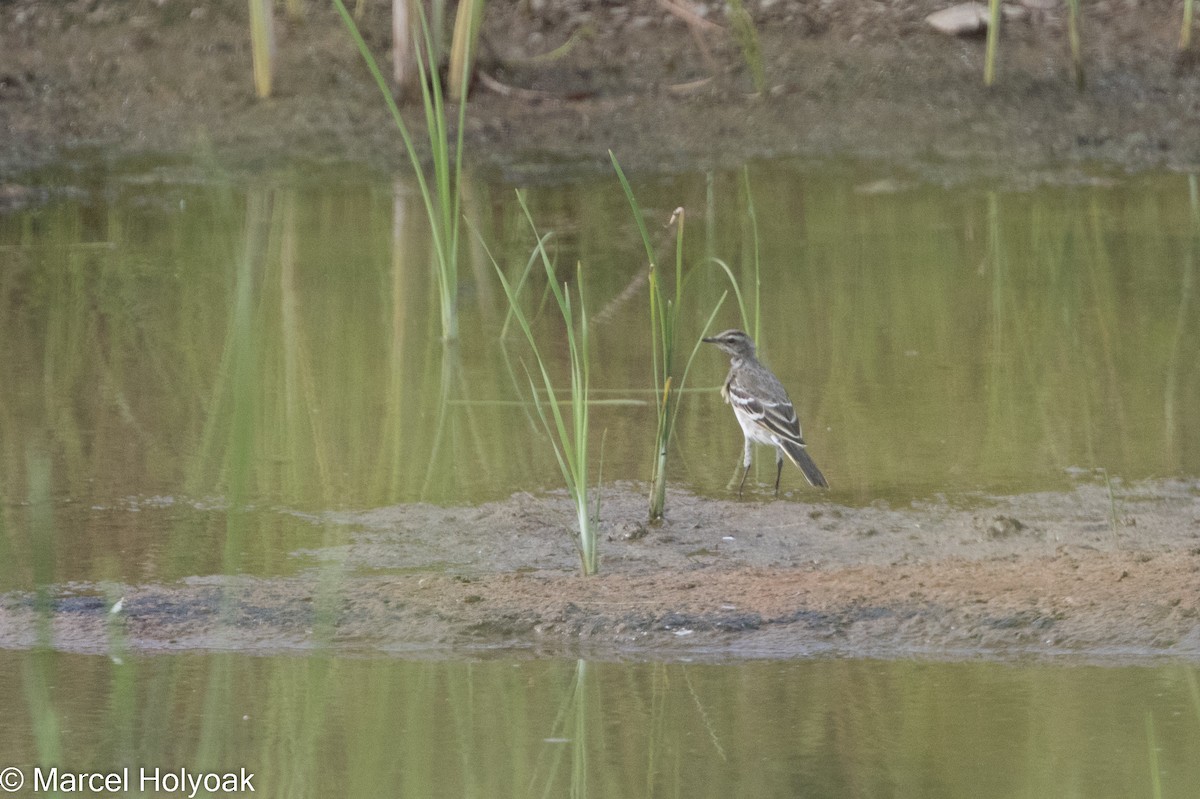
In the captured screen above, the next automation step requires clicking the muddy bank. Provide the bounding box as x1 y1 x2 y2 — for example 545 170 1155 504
1 0 1199 183
3 479 1199 661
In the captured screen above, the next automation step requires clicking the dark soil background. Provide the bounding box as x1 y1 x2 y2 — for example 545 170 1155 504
1 0 1199 182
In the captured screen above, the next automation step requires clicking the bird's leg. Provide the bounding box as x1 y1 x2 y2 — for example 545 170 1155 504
774 449 784 496
738 437 753 497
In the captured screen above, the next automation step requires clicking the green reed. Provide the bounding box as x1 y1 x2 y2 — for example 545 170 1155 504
709 167 763 337
334 0 471 341
248 0 274 97
726 0 766 95
739 168 763 343
1065 0 1084 89
489 192 597 576
984 0 1000 86
448 0 486 102
611 153 723 524
986 0 1082 88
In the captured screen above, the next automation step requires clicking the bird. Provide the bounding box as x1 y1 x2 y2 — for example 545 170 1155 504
702 329 828 496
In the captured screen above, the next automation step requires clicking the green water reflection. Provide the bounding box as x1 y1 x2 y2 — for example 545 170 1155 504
2 651 1198 798
2 163 1199 795
0 163 1197 582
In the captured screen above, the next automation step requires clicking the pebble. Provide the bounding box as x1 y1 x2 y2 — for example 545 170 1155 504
925 3 989 35
927 2 1029 34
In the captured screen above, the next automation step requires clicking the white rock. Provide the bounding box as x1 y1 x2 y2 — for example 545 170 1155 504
925 3 989 35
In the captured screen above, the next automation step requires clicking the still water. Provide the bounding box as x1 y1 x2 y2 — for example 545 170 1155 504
2 651 1198 798
1 160 1198 794
2 163 1197 578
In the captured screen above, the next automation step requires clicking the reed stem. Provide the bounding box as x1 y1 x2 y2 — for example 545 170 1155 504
984 0 1000 86
248 0 275 98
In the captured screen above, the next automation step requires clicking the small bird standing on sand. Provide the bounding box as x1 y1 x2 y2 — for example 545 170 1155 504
702 329 828 495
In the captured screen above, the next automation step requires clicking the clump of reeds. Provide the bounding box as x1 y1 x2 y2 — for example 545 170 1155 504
725 0 766 95
334 0 471 341
489 192 598 576
611 153 724 524
985 0 1083 88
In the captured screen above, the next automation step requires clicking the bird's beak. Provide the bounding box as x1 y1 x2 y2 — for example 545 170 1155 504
701 336 718 343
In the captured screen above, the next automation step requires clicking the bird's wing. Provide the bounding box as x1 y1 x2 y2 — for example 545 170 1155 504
726 381 807 446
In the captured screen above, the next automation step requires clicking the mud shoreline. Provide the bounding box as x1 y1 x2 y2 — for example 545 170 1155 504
3 481 1198 662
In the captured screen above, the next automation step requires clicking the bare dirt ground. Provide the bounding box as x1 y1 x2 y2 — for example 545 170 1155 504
2 0 1199 660
1 0 1198 185
2 479 1199 661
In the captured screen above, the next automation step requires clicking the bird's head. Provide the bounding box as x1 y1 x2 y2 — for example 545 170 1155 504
702 329 756 359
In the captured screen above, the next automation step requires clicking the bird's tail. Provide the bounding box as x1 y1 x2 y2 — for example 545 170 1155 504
780 439 829 488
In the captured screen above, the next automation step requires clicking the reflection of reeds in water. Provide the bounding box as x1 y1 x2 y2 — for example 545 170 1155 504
764 172 1200 498
1 171 520 585
979 180 1200 493
180 179 515 510
377 180 414 501
1 169 1197 552
188 187 267 581
21 650 64 769
17 447 66 774
526 659 592 795
8 653 1200 796
1164 176 1198 469
24 446 56 643
6 174 1200 798
278 189 333 500
335 0 471 342
187 187 273 609
1146 710 1164 799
